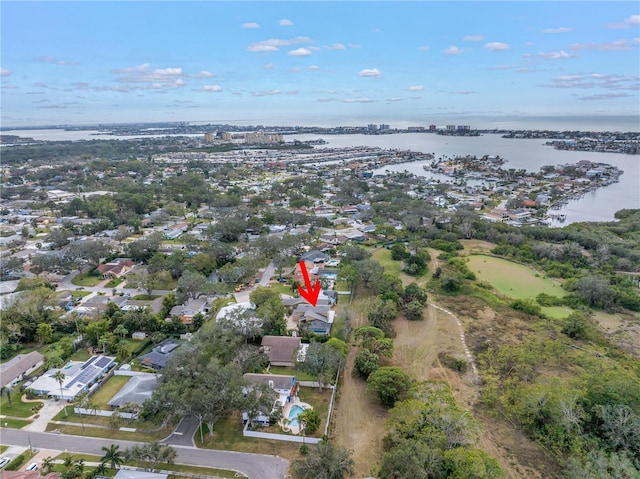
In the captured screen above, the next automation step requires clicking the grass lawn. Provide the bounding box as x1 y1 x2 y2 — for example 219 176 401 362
371 248 402 277
89 375 130 409
467 255 566 300
71 271 103 287
0 394 42 418
54 453 239 478
0 445 8 454
60 290 92 299
269 283 296 296
193 414 303 461
298 386 332 437
105 278 124 288
267 367 315 382
69 349 92 361
130 294 161 300
0 418 32 428
45 422 172 442
541 306 575 319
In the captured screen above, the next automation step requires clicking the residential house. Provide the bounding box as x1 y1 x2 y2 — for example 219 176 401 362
242 373 298 425
108 373 157 409
300 251 330 263
260 336 302 367
291 304 335 335
138 338 180 370
28 355 115 400
169 297 209 324
0 351 45 388
96 258 134 278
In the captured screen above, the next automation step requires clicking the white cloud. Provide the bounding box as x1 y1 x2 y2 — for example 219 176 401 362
247 36 313 52
194 71 215 78
349 43 361 49
541 73 640 91
359 68 382 77
38 55 80 65
578 93 633 100
606 14 640 29
418 45 430 51
0 68 11 77
308 65 320 71
406 85 424 91
569 40 638 51
288 67 301 72
200 85 223 92
342 97 374 103
443 45 462 55
325 43 346 50
386 97 403 102
285 90 299 95
251 89 281 96
288 48 312 57
111 63 186 90
449 90 475 94
263 63 274 69
242 22 260 29
542 27 572 33
485 42 510 51
279 19 293 26
463 35 484 41
248 44 279 52
524 50 576 59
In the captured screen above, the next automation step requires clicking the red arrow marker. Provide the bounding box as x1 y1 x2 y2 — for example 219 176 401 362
297 260 321 307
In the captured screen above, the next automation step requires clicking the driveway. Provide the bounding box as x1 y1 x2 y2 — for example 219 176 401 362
0 429 290 479
22 399 67 432
162 416 199 447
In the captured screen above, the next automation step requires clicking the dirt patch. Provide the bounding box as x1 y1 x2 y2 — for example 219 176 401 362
592 309 640 357
461 239 497 254
332 346 388 478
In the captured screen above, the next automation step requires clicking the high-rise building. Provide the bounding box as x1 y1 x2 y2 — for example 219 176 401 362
204 133 215 143
429 124 437 130
379 124 390 130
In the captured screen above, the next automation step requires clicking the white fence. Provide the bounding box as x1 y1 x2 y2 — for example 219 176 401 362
74 407 136 419
242 422 321 444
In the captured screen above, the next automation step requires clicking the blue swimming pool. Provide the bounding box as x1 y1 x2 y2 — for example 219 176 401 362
288 405 306 427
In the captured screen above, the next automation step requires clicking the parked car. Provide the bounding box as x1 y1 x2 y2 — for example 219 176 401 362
25 462 38 471
0 458 10 468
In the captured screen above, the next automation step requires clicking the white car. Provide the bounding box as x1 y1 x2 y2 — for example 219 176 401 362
0 458 10 468
25 462 39 471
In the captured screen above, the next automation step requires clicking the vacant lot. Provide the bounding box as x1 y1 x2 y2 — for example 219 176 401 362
89 375 129 409
468 255 566 300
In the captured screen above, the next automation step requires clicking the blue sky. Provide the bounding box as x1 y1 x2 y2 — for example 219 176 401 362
1 1 639 129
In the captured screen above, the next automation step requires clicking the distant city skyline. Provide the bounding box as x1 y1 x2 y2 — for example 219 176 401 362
1 1 639 130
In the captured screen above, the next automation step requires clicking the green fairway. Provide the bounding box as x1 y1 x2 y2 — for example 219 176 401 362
468 255 566 300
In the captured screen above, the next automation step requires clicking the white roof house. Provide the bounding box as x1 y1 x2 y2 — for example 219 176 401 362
28 355 115 400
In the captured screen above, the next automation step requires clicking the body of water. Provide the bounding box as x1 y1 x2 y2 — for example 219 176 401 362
5 129 639 225
292 133 640 226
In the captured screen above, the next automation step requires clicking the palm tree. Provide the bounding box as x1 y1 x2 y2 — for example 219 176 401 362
41 456 54 474
53 370 67 416
1 385 13 407
101 444 124 470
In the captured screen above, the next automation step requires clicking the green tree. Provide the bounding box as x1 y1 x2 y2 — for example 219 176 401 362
1 385 13 406
100 444 124 470
298 342 343 392
124 442 177 472
443 448 505 479
54 370 68 415
298 408 321 434
405 300 425 321
379 440 444 479
353 349 379 379
367 367 412 407
290 440 354 479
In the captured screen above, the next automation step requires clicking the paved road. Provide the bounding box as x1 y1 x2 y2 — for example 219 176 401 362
0 429 290 479
162 416 199 447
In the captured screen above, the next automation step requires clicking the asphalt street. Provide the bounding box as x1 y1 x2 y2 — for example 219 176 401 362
0 429 290 479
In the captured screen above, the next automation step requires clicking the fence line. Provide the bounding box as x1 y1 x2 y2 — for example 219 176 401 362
242 422 321 444
324 366 341 438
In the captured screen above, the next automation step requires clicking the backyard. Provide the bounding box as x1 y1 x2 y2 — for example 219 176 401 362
71 271 103 287
88 375 129 409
